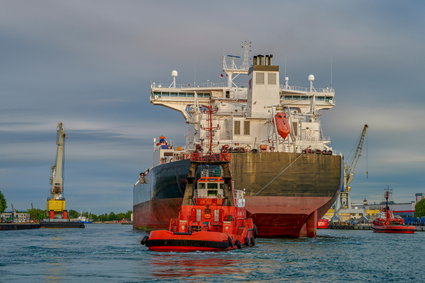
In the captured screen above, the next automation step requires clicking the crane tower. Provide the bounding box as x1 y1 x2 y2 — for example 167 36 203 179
47 122 68 219
337 124 368 211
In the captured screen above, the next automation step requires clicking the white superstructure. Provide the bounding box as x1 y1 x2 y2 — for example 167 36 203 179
149 43 336 167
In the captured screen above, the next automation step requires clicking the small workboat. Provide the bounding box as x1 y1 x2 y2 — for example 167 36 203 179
317 218 329 229
372 189 416 234
141 153 256 252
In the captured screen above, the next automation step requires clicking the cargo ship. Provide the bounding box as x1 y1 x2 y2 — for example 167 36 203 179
133 42 343 238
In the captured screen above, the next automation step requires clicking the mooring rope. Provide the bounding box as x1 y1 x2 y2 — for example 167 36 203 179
254 152 305 196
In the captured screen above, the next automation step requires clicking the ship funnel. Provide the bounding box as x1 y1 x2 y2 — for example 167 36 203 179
269 54 273 65
253 56 258 65
258 55 264 65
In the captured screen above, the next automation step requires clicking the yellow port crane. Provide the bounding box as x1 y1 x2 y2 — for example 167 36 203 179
46 122 68 219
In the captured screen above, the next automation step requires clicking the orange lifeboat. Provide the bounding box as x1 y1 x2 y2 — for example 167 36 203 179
274 112 291 139
141 153 256 252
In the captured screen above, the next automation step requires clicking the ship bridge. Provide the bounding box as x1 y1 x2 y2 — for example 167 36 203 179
150 82 335 121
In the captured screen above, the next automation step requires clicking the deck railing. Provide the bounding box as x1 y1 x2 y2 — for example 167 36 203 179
190 152 231 162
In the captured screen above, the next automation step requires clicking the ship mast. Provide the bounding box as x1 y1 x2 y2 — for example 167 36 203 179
222 41 251 87
384 187 392 219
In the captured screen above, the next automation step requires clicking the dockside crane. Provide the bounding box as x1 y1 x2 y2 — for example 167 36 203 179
47 122 68 219
336 124 368 211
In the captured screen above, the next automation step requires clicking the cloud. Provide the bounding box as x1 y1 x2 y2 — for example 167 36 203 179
1 0 425 212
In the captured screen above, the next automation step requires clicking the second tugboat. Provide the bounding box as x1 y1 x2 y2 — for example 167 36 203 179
141 152 256 252
372 189 416 234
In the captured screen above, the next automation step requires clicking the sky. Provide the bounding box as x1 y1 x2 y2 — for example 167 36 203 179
1 0 424 213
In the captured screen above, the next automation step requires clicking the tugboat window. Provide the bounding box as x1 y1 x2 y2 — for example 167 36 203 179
207 183 218 189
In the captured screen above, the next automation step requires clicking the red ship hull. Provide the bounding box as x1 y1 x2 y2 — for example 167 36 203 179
146 230 235 252
372 225 416 234
134 194 336 238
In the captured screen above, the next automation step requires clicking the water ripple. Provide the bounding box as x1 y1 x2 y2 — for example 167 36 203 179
0 225 424 282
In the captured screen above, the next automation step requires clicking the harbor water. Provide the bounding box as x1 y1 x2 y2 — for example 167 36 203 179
1 224 424 282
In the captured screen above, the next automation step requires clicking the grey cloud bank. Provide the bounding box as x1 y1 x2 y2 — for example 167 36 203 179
1 0 424 213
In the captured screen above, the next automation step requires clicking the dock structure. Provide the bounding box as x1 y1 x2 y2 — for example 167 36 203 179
0 223 40 230
40 220 85 228
326 223 425 232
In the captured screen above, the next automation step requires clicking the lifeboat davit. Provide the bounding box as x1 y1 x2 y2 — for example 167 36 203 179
274 112 291 139
141 153 256 252
372 190 416 234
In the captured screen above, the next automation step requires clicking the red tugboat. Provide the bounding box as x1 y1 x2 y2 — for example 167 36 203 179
372 189 416 234
141 153 256 252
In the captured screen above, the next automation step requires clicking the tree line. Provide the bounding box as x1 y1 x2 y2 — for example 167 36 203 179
25 208 132 221
1 190 132 221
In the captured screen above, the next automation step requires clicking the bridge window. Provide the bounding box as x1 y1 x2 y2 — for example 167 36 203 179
234 121 241 135
244 121 250 135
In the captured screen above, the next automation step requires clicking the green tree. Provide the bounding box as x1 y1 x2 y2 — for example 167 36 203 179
27 208 47 220
68 210 80 219
125 210 132 220
415 199 425 217
0 190 7 214
91 213 98 221
108 212 117 221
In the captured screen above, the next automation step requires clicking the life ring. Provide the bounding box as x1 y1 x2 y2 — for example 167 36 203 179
141 235 149 245
385 221 390 225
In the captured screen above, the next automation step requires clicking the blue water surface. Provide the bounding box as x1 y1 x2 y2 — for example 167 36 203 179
1 224 424 282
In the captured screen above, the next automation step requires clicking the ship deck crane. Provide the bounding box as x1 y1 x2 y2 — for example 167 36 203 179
338 124 368 210
47 122 68 219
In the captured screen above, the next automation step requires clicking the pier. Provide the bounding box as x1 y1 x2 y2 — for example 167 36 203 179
0 223 40 230
327 223 425 232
